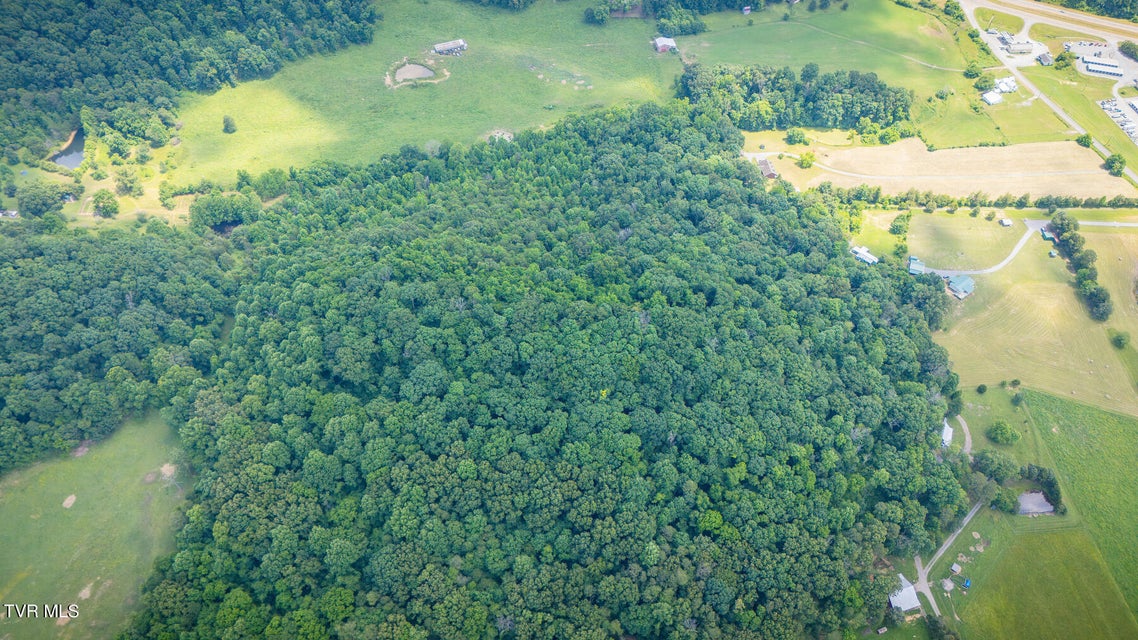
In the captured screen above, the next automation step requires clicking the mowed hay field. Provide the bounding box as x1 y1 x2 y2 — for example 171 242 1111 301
759 138 1135 198
906 212 1027 271
174 0 680 182
0 417 185 640
933 222 1138 416
1026 391 1138 615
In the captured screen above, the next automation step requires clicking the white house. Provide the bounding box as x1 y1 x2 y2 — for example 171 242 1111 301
851 246 878 265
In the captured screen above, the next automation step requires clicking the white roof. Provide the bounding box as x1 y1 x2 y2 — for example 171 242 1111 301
982 91 1003 105
941 420 954 447
890 574 921 611
434 39 467 51
1000 218 1013 226
654 37 677 48
851 246 878 264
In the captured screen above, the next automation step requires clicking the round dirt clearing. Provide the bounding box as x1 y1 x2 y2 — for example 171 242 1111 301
395 64 435 82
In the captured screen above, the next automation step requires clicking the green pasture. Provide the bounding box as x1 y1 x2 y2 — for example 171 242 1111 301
955 525 1138 640
959 386 1050 466
1021 67 1137 171
975 8 1024 35
851 208 903 257
0 416 185 640
1026 389 1138 614
173 0 681 183
906 211 1026 271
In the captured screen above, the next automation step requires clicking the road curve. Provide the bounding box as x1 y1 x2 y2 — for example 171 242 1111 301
914 501 984 618
927 219 1048 276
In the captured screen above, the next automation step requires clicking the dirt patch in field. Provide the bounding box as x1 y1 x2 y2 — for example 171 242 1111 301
763 138 1138 198
78 582 93 600
71 440 93 457
160 463 176 479
395 63 435 82
143 471 157 484
62 494 76 508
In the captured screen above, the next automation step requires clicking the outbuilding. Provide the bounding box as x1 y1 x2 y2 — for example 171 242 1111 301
654 37 677 53
851 246 879 265
999 218 1013 227
941 419 954 448
757 158 779 179
981 91 1003 105
889 574 921 612
1037 52 1054 66
433 39 468 55
908 256 926 275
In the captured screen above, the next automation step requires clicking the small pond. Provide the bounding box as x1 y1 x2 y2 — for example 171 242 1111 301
50 129 85 169
1017 490 1054 515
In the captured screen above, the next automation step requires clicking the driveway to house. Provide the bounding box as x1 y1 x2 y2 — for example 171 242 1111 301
957 415 973 458
928 219 1048 276
914 500 984 618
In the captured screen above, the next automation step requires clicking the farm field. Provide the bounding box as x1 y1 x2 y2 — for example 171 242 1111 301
906 211 1029 271
932 219 1138 416
0 416 185 640
173 0 681 183
1026 385 1138 615
755 137 1134 198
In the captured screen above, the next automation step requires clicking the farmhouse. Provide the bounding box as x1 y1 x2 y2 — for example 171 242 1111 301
851 246 878 265
981 91 1003 105
654 37 677 53
947 275 975 299
889 575 921 612
941 419 954 448
757 158 779 179
1037 52 1054 66
908 256 926 275
433 39 467 55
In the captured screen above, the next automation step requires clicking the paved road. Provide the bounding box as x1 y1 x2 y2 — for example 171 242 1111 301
956 0 1138 185
914 501 984 618
928 219 1048 276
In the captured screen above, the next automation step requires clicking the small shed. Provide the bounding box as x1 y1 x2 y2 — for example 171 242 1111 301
757 158 778 179
947 275 976 299
1041 229 1055 242
951 563 962 575
889 574 921 612
433 39 468 55
908 256 926 275
941 420 954 448
996 77 1017 93
851 246 879 265
1038 52 1054 66
999 218 1013 227
1049 249 1058 258
654 37 677 53
981 91 1003 105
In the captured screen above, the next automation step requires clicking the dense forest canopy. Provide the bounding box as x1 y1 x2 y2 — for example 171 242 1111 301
0 0 377 161
53 103 972 639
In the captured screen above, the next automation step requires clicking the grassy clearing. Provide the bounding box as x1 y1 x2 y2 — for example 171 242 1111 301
0 416 185 639
955 526 1138 639
960 387 1050 465
906 211 1027 270
851 208 904 258
1025 391 1138 615
1027 22 1103 55
975 8 1024 34
173 0 680 183
1021 66 1138 172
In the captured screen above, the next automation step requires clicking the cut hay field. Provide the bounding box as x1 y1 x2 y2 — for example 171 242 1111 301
755 137 1134 198
906 212 1029 270
678 0 1060 148
932 219 1138 416
173 0 680 183
0 416 185 640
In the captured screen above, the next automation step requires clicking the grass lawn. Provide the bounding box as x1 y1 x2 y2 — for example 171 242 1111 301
975 8 1024 34
959 386 1050 466
1021 66 1138 171
906 211 1026 270
173 0 681 183
0 416 185 640
1027 23 1103 55
1024 391 1138 615
852 208 904 258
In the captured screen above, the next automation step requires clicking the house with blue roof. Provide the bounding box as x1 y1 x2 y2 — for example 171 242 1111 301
947 275 975 299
